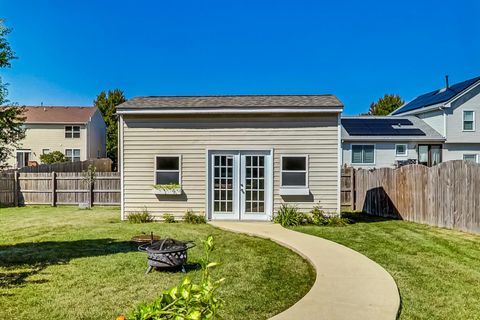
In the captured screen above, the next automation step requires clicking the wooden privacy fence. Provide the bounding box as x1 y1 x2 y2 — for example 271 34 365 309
9 158 113 173
0 171 120 206
341 166 355 210
355 160 480 233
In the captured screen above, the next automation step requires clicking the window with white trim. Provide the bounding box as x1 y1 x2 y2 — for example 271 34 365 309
352 145 375 164
155 156 181 185
463 154 478 163
16 150 31 168
65 125 80 138
395 144 407 157
463 111 475 131
42 148 50 155
65 149 80 162
281 156 308 187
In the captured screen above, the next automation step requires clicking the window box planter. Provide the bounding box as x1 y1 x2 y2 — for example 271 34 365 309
279 187 310 196
152 184 182 195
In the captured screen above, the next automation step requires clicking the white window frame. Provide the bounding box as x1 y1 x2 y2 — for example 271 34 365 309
42 148 51 155
153 155 182 187
65 125 81 138
280 155 309 188
16 149 31 168
395 144 408 157
463 154 478 163
351 144 376 165
65 148 81 162
463 110 475 132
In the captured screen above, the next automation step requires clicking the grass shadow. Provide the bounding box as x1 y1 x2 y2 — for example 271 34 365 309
341 211 399 224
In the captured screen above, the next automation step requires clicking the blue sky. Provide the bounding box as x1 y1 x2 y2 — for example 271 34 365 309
1 0 479 115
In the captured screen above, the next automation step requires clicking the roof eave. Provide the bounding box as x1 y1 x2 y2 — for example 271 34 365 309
116 106 344 115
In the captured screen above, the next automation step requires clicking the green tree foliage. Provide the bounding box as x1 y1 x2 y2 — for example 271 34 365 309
0 19 25 168
39 151 66 164
94 89 126 170
367 94 404 116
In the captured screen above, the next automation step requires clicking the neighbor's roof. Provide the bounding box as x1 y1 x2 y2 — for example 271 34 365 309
392 76 480 115
116 95 343 114
341 116 445 141
22 106 97 124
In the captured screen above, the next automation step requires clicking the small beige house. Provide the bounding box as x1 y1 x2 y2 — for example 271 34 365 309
7 106 106 169
117 95 343 221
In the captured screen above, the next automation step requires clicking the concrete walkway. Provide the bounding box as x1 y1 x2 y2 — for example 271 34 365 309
210 221 400 320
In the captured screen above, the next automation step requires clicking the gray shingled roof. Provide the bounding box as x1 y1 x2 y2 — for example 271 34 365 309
116 95 343 110
341 116 445 141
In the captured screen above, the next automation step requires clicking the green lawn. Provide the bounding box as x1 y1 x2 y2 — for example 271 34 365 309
292 213 480 320
0 206 315 320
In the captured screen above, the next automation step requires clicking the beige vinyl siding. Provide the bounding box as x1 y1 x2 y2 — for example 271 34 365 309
6 124 87 167
122 114 339 219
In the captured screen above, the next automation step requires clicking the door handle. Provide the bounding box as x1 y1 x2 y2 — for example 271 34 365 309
240 184 245 193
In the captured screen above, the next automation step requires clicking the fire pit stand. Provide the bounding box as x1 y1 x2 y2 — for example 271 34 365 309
138 238 196 274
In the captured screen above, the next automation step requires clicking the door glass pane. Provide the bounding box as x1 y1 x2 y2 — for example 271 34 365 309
244 156 265 214
213 155 234 214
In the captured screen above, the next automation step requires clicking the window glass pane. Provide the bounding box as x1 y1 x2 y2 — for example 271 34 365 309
156 157 179 170
464 121 473 131
464 111 474 121
431 146 441 165
65 149 72 157
155 172 180 185
363 145 375 163
464 155 477 163
282 172 306 186
73 149 80 157
352 145 363 163
282 157 306 170
396 145 406 155
418 146 428 163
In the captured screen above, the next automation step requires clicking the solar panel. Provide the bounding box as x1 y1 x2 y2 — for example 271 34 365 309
342 118 426 136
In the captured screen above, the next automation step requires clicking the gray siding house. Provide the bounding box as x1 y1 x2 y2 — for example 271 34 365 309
117 95 343 221
342 75 480 168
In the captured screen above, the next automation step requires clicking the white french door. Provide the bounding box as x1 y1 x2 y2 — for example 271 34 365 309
209 150 272 221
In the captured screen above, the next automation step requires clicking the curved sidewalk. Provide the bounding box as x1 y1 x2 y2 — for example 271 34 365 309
210 221 400 320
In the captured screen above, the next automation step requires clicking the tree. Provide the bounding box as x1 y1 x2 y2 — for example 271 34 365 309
39 151 66 164
367 94 404 116
0 19 25 168
94 89 126 170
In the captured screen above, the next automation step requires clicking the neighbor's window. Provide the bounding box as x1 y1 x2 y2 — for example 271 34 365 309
395 144 407 157
155 156 181 185
65 125 81 138
463 154 478 163
352 145 375 164
65 149 80 162
281 156 308 187
16 150 31 168
42 148 51 155
463 111 475 131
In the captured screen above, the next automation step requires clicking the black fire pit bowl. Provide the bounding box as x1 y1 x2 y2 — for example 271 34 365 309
138 238 196 274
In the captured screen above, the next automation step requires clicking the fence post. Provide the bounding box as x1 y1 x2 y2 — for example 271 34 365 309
14 171 19 207
51 171 56 206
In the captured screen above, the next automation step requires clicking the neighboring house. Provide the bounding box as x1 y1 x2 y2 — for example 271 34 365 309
342 75 480 168
342 116 445 168
116 95 343 221
7 106 106 169
392 76 480 163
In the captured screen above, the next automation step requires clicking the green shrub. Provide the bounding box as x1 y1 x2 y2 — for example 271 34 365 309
325 216 351 227
125 235 224 320
183 210 207 224
127 207 153 223
39 151 66 164
310 205 328 226
273 204 309 227
162 213 175 223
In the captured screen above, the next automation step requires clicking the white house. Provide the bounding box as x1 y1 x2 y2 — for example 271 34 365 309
116 95 343 221
342 75 480 168
7 106 106 169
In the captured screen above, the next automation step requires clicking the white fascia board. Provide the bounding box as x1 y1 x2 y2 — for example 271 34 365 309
116 106 343 115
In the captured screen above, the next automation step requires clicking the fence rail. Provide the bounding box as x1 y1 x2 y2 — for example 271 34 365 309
355 160 480 233
0 171 120 206
5 158 113 173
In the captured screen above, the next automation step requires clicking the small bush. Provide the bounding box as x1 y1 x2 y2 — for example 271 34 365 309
310 205 328 226
273 204 309 227
125 235 224 320
183 210 207 224
127 207 153 223
325 216 351 227
162 213 175 223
